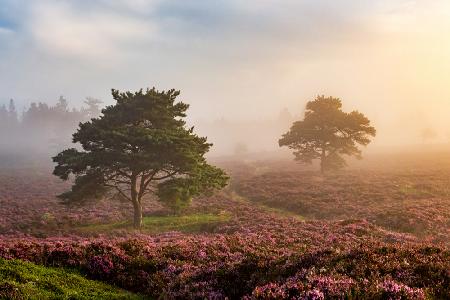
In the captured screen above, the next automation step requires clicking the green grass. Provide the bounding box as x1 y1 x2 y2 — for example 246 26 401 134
257 204 306 221
230 191 305 221
0 258 143 299
79 213 231 234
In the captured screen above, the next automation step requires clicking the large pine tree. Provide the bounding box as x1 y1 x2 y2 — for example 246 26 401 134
53 88 228 228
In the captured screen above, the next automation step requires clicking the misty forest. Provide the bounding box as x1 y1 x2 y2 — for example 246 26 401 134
1 1 449 300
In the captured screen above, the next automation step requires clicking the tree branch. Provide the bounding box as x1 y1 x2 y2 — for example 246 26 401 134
137 170 158 201
152 171 179 181
104 184 131 202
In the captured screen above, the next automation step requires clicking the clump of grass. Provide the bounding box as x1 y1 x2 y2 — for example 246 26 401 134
79 212 231 234
0 258 142 299
230 191 305 221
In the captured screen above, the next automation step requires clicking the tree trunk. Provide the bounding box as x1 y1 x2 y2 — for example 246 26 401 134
320 148 326 174
133 201 142 229
131 174 142 229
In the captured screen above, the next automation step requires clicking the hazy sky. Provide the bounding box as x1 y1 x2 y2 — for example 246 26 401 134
1 0 450 145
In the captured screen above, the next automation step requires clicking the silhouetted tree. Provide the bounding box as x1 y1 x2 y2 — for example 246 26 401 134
82 97 103 119
279 95 376 173
54 96 68 113
0 105 7 119
0 100 19 148
0 96 107 159
0 105 8 139
8 99 18 125
53 87 228 228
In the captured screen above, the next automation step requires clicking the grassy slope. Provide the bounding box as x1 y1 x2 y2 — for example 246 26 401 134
78 212 231 234
230 191 305 221
0 258 143 300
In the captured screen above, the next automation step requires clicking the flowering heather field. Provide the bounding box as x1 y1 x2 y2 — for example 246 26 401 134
233 166 450 243
0 154 449 299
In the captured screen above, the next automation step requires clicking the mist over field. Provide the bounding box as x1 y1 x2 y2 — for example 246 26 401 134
2 0 450 157
0 1 449 299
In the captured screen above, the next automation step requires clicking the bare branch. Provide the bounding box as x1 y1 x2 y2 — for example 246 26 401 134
152 171 179 181
138 170 157 201
104 184 131 202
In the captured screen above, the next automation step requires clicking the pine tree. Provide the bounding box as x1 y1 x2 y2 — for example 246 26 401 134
279 96 376 173
53 87 228 228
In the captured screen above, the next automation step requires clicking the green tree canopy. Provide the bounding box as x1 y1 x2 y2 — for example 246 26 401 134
279 95 376 173
53 87 228 228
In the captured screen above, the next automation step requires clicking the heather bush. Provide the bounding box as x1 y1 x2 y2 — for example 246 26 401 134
0 164 449 298
0 236 448 299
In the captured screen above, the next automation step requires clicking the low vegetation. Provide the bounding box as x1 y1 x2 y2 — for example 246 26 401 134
78 213 231 235
0 155 449 298
234 168 450 242
0 258 142 299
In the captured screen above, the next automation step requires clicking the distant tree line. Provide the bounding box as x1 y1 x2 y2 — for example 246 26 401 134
0 97 103 157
